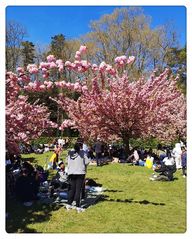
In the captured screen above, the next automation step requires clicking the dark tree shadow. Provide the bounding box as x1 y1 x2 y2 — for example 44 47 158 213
6 198 63 233
99 195 165 206
103 189 123 193
6 187 165 232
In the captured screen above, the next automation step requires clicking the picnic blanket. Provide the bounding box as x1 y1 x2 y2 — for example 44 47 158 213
38 186 105 209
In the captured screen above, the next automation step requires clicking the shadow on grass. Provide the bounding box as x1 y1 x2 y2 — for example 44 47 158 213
100 195 165 206
21 157 37 164
6 198 62 233
103 189 123 193
6 188 165 232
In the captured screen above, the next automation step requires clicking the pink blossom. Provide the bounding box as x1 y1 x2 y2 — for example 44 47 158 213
65 61 72 67
58 65 64 72
27 64 39 74
39 85 46 90
17 67 24 73
56 59 63 65
16 114 24 121
46 82 53 89
76 51 81 56
74 82 81 90
74 60 81 67
47 55 56 62
39 62 50 69
82 85 88 93
18 133 27 140
75 51 81 60
92 64 98 72
115 55 127 67
81 60 90 69
43 73 49 79
41 67 48 73
79 45 87 54
75 55 81 61
99 61 107 71
49 62 57 69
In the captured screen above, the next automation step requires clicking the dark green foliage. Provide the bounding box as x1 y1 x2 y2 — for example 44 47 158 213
21 41 36 67
30 136 56 145
49 34 65 59
166 46 186 94
130 138 161 150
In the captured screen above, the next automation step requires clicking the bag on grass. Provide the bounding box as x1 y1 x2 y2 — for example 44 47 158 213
146 157 153 169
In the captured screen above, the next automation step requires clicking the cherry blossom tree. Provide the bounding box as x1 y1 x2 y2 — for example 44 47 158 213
60 47 186 152
6 71 57 155
15 45 186 153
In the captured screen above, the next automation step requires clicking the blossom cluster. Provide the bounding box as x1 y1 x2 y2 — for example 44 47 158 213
59 119 76 130
114 55 135 67
6 71 57 155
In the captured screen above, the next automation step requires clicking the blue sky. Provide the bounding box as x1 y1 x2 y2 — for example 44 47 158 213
6 6 186 47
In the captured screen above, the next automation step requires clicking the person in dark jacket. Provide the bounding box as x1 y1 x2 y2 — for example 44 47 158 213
15 166 39 203
181 146 187 177
66 142 90 212
94 138 103 166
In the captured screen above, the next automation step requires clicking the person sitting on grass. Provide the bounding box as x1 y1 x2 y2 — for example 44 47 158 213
133 148 140 165
54 143 62 165
51 160 68 190
57 161 68 187
15 162 40 206
150 151 176 181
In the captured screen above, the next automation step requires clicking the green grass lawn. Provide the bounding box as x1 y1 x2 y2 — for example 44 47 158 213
6 151 186 233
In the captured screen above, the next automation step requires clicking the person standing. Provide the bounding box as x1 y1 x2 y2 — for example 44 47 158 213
94 138 103 166
172 143 182 169
66 142 90 212
181 146 187 178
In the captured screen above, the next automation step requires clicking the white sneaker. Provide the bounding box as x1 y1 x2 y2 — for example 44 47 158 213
183 175 186 178
66 204 73 210
76 207 85 213
149 177 155 181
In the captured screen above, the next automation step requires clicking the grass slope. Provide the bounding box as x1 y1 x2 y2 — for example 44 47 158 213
6 152 186 233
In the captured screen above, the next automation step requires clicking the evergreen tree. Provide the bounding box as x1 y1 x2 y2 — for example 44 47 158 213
49 34 65 59
21 41 36 68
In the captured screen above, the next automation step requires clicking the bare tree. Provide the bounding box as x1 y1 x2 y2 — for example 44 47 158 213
35 43 50 64
82 7 178 78
6 20 27 71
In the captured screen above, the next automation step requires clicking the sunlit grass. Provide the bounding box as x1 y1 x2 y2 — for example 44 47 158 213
6 151 186 233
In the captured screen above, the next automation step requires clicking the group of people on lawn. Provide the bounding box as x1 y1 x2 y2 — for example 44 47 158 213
6 137 187 212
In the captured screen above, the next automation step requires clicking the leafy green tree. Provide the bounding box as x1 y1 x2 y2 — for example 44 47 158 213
166 46 186 93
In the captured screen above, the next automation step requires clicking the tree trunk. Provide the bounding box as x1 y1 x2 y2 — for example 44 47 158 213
56 106 60 137
122 136 130 155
